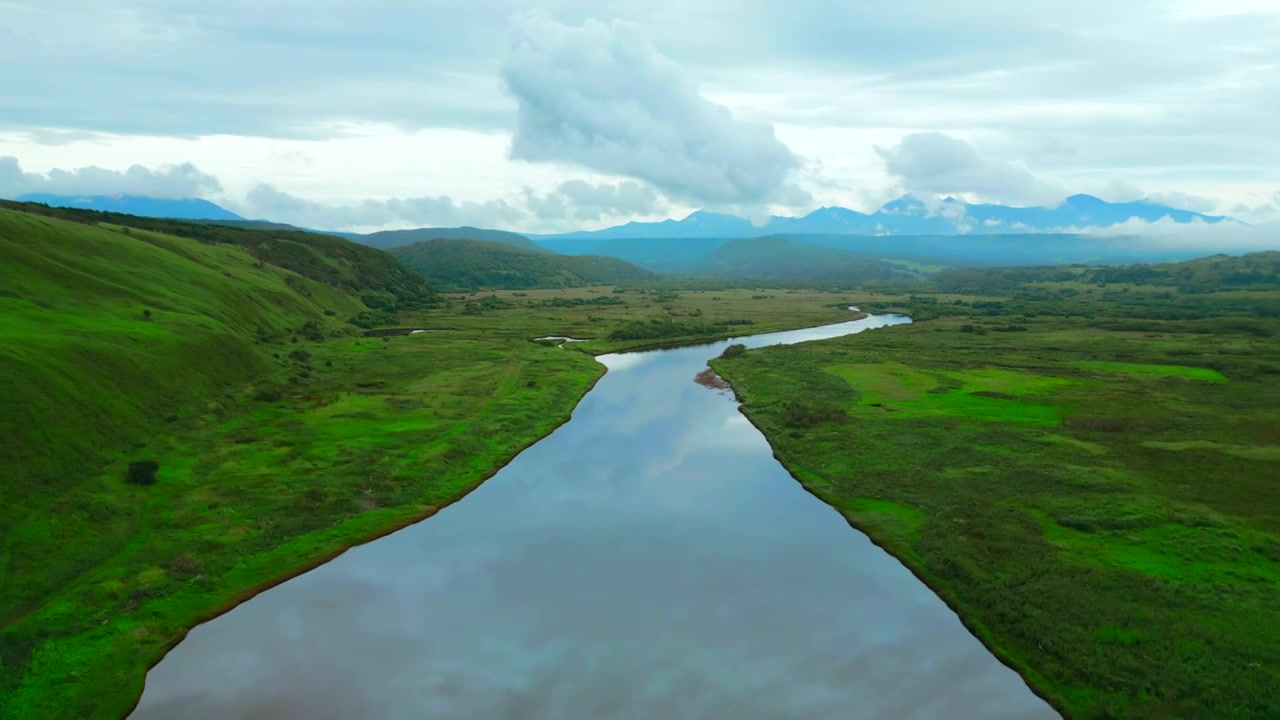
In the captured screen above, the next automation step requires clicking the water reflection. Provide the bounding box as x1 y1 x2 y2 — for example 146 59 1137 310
131 314 1058 720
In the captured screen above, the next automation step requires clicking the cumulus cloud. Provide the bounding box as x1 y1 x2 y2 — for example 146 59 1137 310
1073 216 1280 253
501 11 807 207
524 179 665 222
1146 190 1218 214
0 153 676 232
0 156 222 198
875 133 1064 206
231 185 529 230
232 178 671 231
1230 191 1280 223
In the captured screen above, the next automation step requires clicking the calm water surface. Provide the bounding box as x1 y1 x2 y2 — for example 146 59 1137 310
131 314 1058 720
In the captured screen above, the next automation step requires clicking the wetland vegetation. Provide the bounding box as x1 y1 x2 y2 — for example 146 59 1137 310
3 197 1277 719
712 255 1280 719
0 202 860 719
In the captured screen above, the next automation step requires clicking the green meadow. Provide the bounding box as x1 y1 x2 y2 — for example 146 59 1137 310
713 280 1280 719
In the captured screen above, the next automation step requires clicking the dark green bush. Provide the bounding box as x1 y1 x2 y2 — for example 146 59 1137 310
125 460 159 486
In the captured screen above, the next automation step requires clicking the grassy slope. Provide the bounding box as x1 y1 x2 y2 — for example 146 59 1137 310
1 210 363 602
391 238 657 289
1 206 861 718
359 226 539 251
712 278 1280 719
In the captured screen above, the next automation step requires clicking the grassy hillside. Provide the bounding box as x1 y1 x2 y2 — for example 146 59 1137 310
0 207 438 617
534 236 735 273
0 200 435 309
0 204 440 716
359 226 540 251
696 236 921 282
712 258 1280 718
392 238 656 289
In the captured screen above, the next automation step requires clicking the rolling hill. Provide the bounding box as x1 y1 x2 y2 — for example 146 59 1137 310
358 226 541 251
0 200 436 542
534 236 735 273
390 238 656 289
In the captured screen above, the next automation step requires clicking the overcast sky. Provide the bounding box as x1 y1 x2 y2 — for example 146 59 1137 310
1 0 1277 232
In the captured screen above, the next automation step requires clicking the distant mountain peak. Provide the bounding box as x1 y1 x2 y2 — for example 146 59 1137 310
879 194 928 214
533 191 1230 241
1065 193 1106 206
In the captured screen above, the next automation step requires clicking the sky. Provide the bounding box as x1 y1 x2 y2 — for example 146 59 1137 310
0 0 1278 233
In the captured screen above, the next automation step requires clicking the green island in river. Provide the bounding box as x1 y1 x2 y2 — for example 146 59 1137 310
2 199 1279 718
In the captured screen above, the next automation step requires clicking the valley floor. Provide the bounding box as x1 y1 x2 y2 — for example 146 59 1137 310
0 287 855 720
711 291 1280 719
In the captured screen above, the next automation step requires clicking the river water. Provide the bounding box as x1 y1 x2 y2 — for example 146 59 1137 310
131 313 1058 719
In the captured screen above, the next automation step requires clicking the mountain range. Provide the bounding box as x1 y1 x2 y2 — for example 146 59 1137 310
13 192 1233 240
534 194 1230 240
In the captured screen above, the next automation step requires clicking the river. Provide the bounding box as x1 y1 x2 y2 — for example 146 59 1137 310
130 313 1058 719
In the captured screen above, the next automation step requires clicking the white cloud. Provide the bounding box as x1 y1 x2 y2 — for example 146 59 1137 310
1075 216 1280 253
0 2 1276 223
524 179 665 222
874 133 1064 206
1230 191 1280 223
226 184 523 230
1146 191 1218 214
0 153 681 231
501 11 808 207
0 156 222 198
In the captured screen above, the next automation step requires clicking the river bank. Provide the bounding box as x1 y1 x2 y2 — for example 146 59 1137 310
3 293 876 720
710 368 1063 717
128 312 1054 720
710 305 1280 718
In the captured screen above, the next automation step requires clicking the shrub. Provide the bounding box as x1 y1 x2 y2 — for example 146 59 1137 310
720 343 747 359
254 384 286 402
780 402 850 429
125 460 160 486
300 320 325 341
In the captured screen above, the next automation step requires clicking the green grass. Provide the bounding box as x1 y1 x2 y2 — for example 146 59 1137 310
713 292 1280 719
390 238 656 289
825 363 1070 424
1072 361 1230 383
2 331 604 720
427 286 861 354
1 205 862 719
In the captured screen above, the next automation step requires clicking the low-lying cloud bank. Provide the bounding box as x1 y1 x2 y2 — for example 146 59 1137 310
1070 217 1280 254
0 156 222 198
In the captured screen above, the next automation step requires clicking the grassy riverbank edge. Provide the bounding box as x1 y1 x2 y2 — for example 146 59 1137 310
111 313 876 718
709 359 1070 718
4 299 871 720
110 362 610 720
